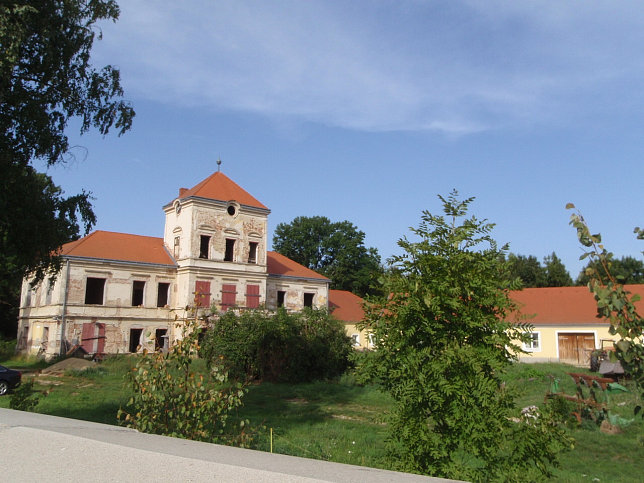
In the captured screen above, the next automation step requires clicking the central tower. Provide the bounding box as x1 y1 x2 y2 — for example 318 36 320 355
163 171 270 311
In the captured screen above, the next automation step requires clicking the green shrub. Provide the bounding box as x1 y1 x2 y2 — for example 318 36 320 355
545 394 579 427
118 317 250 445
346 349 384 386
9 379 42 411
200 308 352 383
0 338 15 361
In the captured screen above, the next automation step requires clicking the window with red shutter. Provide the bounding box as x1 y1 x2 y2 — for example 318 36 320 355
80 323 94 353
96 323 106 353
194 281 211 307
246 284 260 308
221 284 237 311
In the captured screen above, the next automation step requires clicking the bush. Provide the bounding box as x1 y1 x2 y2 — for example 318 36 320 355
118 317 250 445
10 379 42 411
200 308 352 383
0 338 15 361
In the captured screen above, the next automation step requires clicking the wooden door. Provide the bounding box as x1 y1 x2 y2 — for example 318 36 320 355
558 333 596 365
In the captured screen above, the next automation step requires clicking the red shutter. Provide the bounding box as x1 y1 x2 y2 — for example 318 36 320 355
221 284 237 311
246 284 260 309
96 323 106 353
81 323 94 353
194 281 211 307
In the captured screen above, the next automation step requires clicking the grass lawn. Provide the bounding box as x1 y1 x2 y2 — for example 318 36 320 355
1 355 642 481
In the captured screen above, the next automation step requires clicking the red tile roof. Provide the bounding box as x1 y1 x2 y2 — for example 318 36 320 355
510 285 644 325
178 171 268 210
329 290 365 322
266 251 329 281
59 231 175 266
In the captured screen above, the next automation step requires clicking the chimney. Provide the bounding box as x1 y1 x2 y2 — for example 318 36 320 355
179 188 187 197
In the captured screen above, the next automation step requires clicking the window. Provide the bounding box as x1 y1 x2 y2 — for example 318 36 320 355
246 284 260 308
351 334 360 347
303 292 314 308
221 284 237 311
85 277 106 305
129 328 143 353
368 333 376 348
45 278 54 305
25 283 32 306
155 328 167 351
227 205 236 216
194 281 211 307
131 281 145 306
173 236 180 258
157 282 170 307
248 242 258 264
42 327 49 350
277 290 286 308
199 235 210 259
224 238 235 261
523 332 540 352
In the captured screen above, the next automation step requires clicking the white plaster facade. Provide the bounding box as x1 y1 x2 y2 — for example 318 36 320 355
17 172 330 358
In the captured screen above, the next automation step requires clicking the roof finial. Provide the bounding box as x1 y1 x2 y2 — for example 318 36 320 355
216 157 222 172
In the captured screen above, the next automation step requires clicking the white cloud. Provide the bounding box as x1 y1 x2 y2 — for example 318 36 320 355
95 0 644 134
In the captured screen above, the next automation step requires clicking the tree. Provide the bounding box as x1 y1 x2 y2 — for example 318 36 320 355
576 255 644 285
363 191 571 481
543 252 573 287
272 216 382 296
0 1 134 335
568 204 644 418
506 253 547 288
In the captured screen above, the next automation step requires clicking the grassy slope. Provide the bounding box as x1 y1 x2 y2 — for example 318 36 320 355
1 357 642 481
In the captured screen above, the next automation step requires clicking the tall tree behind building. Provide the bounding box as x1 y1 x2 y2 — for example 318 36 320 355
272 216 382 296
543 251 573 286
505 252 573 288
576 255 644 285
0 1 135 336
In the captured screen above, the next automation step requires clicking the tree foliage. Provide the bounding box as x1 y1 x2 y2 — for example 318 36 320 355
543 252 574 287
118 317 251 445
506 253 546 288
273 216 382 296
199 308 352 383
568 204 644 418
505 252 573 288
363 191 571 481
0 1 134 335
576 255 644 286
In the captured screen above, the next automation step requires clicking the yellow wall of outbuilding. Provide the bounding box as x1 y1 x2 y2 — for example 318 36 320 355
516 324 616 364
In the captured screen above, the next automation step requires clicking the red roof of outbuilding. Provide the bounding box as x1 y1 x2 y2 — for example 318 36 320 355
59 231 176 266
266 251 329 281
177 171 268 210
510 285 644 325
329 290 365 322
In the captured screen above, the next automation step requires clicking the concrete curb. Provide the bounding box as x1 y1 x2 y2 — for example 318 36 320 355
0 409 458 482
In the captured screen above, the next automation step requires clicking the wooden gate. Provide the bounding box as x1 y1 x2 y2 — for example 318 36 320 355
558 333 596 365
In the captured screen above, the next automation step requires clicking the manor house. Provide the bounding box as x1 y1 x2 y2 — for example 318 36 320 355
17 171 330 357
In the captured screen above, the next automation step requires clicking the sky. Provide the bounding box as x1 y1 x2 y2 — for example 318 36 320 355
44 0 644 279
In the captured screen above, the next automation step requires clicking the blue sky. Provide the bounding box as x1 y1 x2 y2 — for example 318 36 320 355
44 0 643 279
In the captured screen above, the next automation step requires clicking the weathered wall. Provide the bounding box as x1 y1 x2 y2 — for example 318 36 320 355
265 278 328 311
